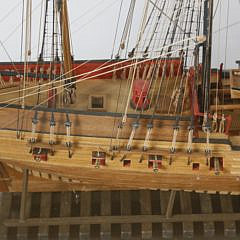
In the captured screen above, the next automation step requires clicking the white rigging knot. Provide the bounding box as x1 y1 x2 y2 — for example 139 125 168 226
219 114 226 133
202 113 210 133
65 116 72 149
122 114 127 124
211 112 218 133
30 122 37 143
120 42 125 50
205 129 211 165
187 127 194 154
49 118 56 145
113 121 124 150
143 122 153 151
170 126 179 154
126 122 139 151
187 127 194 165
30 111 38 143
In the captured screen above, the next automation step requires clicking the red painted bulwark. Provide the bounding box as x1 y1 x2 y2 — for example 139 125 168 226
131 80 150 110
0 59 182 83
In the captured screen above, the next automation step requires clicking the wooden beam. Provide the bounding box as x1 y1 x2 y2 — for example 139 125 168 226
140 190 152 240
17 192 32 240
4 213 240 227
166 190 176 218
79 192 91 239
19 169 29 222
160 191 173 239
0 193 12 240
199 193 215 237
100 191 111 240
120 190 131 239
59 192 71 240
179 191 194 238
220 195 236 238
38 192 51 240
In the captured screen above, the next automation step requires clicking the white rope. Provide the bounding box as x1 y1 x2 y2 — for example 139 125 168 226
187 128 193 153
143 123 153 151
22 0 32 109
170 127 179 153
0 34 201 102
0 42 200 110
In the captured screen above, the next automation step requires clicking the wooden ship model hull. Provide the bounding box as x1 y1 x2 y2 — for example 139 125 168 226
0 59 240 194
0 0 240 194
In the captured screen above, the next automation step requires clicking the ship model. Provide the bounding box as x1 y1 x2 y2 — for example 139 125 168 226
0 0 240 194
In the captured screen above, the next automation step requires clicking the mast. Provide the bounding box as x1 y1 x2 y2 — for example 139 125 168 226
57 0 76 104
202 0 214 115
58 0 73 83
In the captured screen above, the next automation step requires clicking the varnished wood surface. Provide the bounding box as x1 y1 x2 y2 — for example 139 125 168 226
0 129 239 193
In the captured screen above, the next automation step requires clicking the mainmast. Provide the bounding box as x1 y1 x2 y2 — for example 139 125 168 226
202 0 214 116
57 0 75 98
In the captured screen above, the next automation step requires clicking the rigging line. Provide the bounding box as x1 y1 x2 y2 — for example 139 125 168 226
152 59 168 117
123 0 137 59
141 0 160 54
111 0 124 59
213 0 220 19
128 0 158 57
1 1 42 45
133 1 171 117
0 43 198 113
213 20 240 34
0 1 22 24
193 0 202 101
183 0 196 68
215 0 222 114
20 0 33 136
0 75 73 131
173 0 194 115
0 32 198 99
72 0 119 34
33 0 45 105
149 0 186 34
120 0 152 126
180 64 192 116
160 0 183 114
22 0 32 109
168 0 185 54
133 62 156 114
117 0 136 57
109 68 124 149
0 36 199 103
144 0 166 55
132 2 166 114
166 2 187 107
0 58 109 98
146 3 171 106
17 0 26 137
188 0 201 118
71 0 105 25
222 0 230 113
